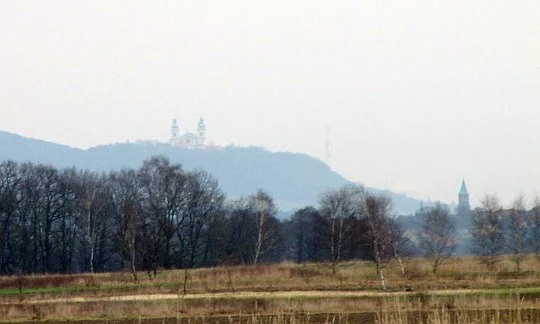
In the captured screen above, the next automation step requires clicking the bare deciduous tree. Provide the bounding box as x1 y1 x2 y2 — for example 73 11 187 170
418 204 457 273
180 170 224 268
138 156 186 276
388 217 408 276
363 193 394 290
0 161 21 274
529 198 540 258
286 207 321 263
109 169 141 281
56 168 78 274
223 197 255 264
251 190 279 265
470 194 504 270
74 171 108 273
319 184 363 275
507 195 528 272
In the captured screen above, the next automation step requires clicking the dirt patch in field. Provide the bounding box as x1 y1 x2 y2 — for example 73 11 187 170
13 287 534 305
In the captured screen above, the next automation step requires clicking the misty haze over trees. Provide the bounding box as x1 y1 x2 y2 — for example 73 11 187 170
1 157 539 281
0 130 424 215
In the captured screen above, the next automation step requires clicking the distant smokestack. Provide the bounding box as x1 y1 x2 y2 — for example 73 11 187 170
325 125 331 165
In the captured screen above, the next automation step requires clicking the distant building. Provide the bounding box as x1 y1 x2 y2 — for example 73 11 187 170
456 180 471 218
170 117 207 149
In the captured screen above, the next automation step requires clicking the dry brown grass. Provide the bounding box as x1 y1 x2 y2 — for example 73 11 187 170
0 254 539 322
2 292 539 323
0 274 99 290
2 255 538 294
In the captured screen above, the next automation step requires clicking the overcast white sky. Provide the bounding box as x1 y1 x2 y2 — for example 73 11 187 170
1 1 539 207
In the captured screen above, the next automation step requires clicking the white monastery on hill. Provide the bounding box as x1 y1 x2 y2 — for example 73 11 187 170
169 118 208 149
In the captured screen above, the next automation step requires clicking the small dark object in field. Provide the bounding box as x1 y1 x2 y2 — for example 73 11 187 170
405 284 413 292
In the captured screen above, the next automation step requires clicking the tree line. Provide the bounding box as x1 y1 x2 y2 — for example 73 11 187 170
0 157 403 282
1 157 539 286
415 195 540 274
0 157 291 278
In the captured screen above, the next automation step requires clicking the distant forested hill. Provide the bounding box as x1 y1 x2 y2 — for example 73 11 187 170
0 130 424 214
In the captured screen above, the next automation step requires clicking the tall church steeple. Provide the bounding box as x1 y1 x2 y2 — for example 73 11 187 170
457 180 470 217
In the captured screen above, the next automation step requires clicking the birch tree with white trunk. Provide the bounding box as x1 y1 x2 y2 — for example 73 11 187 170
251 190 278 265
363 193 394 290
74 171 107 274
319 184 363 275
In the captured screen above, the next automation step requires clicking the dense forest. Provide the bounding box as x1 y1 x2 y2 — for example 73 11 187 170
0 157 539 280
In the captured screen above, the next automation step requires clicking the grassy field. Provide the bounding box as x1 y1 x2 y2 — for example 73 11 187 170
1 255 539 323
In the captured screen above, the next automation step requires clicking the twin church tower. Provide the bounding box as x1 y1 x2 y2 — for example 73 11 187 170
169 117 207 149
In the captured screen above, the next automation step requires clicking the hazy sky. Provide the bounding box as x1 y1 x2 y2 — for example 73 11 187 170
1 1 539 207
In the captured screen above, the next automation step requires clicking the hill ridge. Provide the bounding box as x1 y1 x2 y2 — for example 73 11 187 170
0 130 423 214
